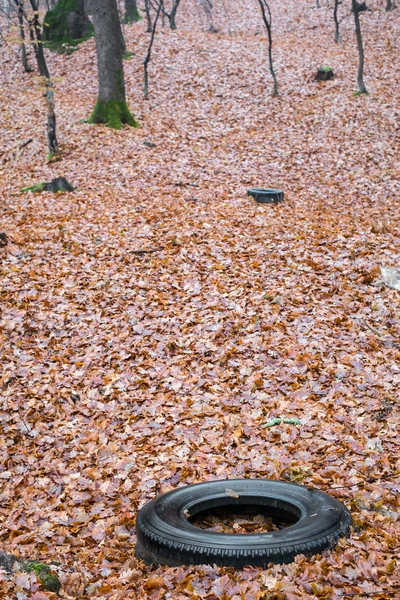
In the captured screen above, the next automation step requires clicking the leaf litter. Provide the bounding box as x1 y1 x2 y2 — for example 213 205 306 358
0 0 399 598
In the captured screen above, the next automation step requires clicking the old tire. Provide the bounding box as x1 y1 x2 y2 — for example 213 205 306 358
248 188 284 203
135 479 352 568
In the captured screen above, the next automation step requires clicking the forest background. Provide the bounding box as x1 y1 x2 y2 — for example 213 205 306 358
0 0 399 598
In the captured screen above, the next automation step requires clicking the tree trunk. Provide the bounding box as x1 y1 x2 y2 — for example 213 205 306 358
46 81 58 157
144 0 163 98
29 0 59 157
169 0 181 29
257 0 278 97
124 0 140 22
200 0 217 32
15 0 32 72
333 0 340 42
144 0 152 32
386 0 392 10
352 0 368 94
88 0 138 129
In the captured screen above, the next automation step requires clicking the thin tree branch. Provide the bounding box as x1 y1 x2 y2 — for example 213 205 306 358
143 0 163 98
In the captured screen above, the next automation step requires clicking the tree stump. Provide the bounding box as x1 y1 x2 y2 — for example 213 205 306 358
316 67 334 81
44 177 75 192
21 177 75 193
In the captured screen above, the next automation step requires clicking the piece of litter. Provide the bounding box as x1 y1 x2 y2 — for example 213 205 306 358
380 266 400 291
225 488 239 498
261 417 301 428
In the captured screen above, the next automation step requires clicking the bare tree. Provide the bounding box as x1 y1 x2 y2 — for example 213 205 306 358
333 0 341 42
21 0 59 157
14 0 32 71
144 0 162 98
87 0 138 129
199 0 217 32
256 0 278 97
351 0 368 94
149 0 181 30
144 0 153 31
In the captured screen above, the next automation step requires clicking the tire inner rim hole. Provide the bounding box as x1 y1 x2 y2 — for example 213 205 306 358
189 505 299 534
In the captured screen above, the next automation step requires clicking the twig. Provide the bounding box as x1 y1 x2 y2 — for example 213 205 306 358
19 138 33 149
361 318 383 337
129 247 163 254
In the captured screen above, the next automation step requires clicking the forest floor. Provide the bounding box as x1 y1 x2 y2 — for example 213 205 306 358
0 0 399 598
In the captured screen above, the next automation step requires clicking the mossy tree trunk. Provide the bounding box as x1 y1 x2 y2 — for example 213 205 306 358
87 0 138 130
124 0 141 23
44 0 92 43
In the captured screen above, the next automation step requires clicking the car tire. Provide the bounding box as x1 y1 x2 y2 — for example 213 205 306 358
247 188 284 203
135 479 352 568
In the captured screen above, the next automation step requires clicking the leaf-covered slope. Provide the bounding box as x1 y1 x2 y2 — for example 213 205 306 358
0 1 399 598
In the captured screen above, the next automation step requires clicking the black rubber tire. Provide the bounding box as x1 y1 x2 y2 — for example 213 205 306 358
135 479 352 568
247 188 284 203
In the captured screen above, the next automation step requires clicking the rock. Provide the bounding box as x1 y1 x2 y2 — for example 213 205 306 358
0 551 17 573
21 177 75 194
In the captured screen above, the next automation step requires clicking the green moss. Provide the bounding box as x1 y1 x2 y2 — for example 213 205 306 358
123 51 135 60
22 562 61 594
23 561 50 576
20 183 46 193
88 100 139 130
44 30 93 54
43 0 93 48
353 90 369 96
41 572 62 593
320 65 332 72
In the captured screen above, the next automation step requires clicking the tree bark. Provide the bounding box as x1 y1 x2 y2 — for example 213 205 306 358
124 0 140 22
88 0 138 129
386 0 393 10
352 0 368 94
